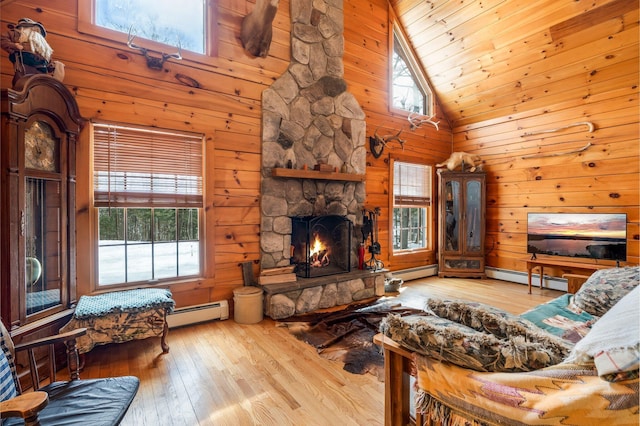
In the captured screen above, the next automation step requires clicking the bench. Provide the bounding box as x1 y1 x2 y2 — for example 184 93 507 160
60 288 175 354
522 257 611 294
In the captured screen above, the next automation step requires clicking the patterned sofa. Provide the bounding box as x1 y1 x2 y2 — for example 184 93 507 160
380 267 639 425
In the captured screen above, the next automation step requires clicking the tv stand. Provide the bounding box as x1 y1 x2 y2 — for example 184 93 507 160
523 257 611 294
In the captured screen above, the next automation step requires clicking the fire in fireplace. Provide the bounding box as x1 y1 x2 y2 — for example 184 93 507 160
291 215 352 278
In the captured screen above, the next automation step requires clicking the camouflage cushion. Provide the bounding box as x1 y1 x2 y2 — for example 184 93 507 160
573 267 639 317
380 303 572 373
426 298 551 340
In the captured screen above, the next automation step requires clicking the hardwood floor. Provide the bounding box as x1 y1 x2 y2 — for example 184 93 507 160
64 277 563 426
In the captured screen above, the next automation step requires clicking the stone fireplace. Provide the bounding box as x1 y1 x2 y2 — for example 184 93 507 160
291 214 352 278
259 0 384 319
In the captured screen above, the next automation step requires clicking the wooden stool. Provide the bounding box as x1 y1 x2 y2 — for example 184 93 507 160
562 273 591 294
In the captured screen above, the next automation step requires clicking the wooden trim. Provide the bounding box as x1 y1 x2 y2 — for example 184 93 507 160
271 168 366 182
387 4 435 118
205 0 219 57
388 155 437 264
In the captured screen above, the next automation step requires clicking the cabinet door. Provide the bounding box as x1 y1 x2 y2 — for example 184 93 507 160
443 179 461 253
464 178 482 253
22 119 68 322
24 177 64 316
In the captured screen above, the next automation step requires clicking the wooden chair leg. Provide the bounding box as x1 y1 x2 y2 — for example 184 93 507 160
66 338 81 380
24 412 42 426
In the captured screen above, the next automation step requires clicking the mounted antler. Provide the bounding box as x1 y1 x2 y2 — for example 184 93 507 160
127 27 182 70
408 112 440 131
369 127 405 159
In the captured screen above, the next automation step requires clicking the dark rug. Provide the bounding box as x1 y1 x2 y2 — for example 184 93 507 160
278 299 422 381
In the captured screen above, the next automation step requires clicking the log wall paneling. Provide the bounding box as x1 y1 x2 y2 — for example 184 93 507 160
390 0 639 272
2 0 636 316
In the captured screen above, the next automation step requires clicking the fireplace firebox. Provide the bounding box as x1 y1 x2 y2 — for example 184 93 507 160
291 215 352 278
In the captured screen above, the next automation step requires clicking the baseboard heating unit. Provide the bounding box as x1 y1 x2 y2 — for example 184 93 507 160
167 300 229 328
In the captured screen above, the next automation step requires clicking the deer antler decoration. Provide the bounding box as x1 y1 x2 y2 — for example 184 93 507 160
127 27 182 70
408 112 440 131
369 127 405 159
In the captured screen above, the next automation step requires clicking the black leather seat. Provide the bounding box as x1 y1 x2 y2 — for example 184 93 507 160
3 377 139 426
1 321 139 426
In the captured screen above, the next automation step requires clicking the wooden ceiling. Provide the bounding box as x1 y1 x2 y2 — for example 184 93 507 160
390 0 638 128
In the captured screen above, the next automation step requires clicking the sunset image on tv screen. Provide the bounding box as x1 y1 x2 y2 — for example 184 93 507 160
527 213 626 261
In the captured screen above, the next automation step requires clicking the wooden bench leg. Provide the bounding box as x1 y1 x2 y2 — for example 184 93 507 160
161 312 170 353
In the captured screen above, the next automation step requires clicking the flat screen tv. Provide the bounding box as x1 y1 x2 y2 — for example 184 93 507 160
527 213 627 262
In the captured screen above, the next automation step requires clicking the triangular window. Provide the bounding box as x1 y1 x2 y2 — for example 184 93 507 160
390 23 432 116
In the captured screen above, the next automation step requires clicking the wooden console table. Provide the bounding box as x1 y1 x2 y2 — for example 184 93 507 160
373 333 419 426
523 257 610 294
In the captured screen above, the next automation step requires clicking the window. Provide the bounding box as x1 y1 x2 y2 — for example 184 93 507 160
79 0 217 57
93 123 204 286
392 160 432 252
390 22 432 116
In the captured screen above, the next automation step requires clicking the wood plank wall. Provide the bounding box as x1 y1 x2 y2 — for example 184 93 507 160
444 2 640 271
3 0 635 310
1 0 450 308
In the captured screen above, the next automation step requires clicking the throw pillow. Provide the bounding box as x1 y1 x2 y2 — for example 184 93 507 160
573 267 639 317
0 348 17 402
0 321 17 391
380 312 571 372
565 285 639 382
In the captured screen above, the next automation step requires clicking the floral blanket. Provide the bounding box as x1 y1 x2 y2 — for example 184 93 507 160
414 354 639 426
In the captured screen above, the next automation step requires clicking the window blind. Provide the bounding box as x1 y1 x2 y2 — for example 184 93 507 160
93 123 203 208
393 161 431 206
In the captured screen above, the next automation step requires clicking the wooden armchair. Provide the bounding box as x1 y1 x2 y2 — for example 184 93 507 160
0 320 139 426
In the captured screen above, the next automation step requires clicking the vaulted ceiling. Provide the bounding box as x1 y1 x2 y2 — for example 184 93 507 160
390 0 638 128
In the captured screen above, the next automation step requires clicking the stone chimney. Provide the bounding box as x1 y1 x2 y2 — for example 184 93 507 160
260 0 366 269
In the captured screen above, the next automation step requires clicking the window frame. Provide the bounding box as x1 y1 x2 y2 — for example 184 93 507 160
78 0 218 60
388 10 434 118
388 155 435 262
91 121 205 289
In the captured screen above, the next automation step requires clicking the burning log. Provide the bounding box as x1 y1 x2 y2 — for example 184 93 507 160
310 251 330 268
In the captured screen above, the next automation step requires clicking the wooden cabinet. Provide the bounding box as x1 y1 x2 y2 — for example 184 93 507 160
438 171 486 278
1 75 84 330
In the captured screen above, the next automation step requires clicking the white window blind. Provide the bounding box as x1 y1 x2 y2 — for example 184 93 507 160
393 161 431 206
93 123 203 207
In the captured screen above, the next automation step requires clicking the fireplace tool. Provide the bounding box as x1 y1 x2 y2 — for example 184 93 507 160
362 207 384 271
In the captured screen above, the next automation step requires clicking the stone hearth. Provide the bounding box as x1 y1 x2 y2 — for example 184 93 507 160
263 270 386 320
